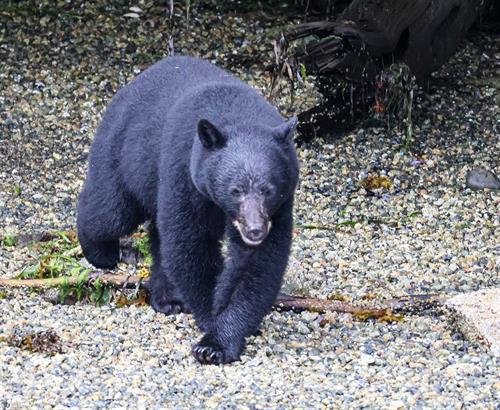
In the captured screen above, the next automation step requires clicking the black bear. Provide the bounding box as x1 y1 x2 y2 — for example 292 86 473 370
77 56 299 364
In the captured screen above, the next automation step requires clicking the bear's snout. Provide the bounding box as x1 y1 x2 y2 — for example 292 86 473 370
233 198 270 246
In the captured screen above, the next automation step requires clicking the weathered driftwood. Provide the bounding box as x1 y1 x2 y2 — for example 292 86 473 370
285 0 488 140
289 0 487 83
0 274 448 317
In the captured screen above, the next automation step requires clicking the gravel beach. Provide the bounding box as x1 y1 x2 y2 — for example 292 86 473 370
1 1 499 408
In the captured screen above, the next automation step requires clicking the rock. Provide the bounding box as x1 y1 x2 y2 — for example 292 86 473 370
359 353 376 365
465 168 500 189
445 288 500 356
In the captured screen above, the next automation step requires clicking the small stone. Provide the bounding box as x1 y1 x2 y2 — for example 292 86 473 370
359 354 376 365
465 168 500 189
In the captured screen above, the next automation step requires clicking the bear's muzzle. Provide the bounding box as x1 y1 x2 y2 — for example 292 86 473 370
233 197 271 246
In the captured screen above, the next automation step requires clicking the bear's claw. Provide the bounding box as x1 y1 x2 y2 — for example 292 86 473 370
192 335 227 365
192 344 224 365
150 299 190 316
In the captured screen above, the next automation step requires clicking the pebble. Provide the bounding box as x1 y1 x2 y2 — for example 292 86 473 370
466 168 500 189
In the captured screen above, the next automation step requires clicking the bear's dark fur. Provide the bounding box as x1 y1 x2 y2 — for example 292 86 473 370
77 56 299 364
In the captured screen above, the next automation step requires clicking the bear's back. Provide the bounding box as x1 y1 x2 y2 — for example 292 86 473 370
125 56 240 108
103 56 278 145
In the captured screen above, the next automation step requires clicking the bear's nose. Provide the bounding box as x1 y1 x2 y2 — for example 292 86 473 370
246 227 265 241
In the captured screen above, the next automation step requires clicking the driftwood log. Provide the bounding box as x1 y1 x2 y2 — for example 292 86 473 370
285 0 489 140
290 0 488 82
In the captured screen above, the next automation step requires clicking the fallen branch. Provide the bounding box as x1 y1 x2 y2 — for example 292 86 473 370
0 274 448 317
0 275 85 289
0 273 142 289
275 293 447 317
275 293 373 314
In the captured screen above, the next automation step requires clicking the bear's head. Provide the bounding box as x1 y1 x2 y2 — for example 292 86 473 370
190 117 299 246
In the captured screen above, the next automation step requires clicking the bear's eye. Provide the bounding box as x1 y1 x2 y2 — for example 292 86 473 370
230 187 244 197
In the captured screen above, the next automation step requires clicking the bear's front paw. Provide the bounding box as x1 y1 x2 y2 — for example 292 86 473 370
192 334 239 365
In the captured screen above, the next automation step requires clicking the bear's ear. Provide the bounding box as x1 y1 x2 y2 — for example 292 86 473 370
273 116 298 145
198 119 226 149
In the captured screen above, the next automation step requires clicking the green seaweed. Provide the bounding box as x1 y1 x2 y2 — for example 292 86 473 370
2 235 17 247
17 231 85 280
133 234 153 266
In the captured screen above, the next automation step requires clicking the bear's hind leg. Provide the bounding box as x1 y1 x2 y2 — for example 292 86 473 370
149 273 191 315
148 224 191 316
78 233 119 270
77 180 143 269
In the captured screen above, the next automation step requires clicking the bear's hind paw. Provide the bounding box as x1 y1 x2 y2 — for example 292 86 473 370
150 298 190 316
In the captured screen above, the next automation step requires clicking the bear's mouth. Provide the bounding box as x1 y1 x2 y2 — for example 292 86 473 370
233 220 271 246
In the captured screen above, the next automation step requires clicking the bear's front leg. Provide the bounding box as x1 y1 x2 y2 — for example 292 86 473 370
148 224 191 315
192 204 293 365
156 192 225 333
